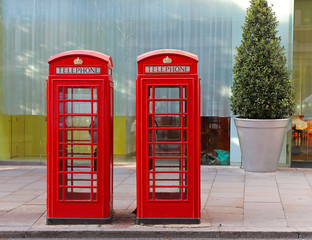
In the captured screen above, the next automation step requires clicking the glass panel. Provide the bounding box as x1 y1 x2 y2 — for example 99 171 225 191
155 173 181 186
148 87 153 99
149 101 153 113
64 130 92 144
64 144 94 157
183 188 188 200
65 87 91 100
65 173 93 187
93 87 97 100
59 87 64 99
183 101 187 113
148 158 153 171
59 102 63 114
65 102 91 114
155 87 180 99
93 102 97 114
149 188 153 200
183 87 187 99
155 144 181 156
155 158 181 171
155 115 180 127
63 116 91 128
64 188 92 201
66 159 93 172
155 129 181 142
155 187 181 200
148 144 153 157
58 159 63 171
155 101 180 113
58 144 63 157
292 0 312 166
59 173 63 186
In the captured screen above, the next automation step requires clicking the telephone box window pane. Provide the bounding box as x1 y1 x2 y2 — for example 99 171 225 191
148 144 153 157
155 115 180 127
64 130 92 144
148 87 153 99
155 101 180 113
183 130 187 142
149 101 153 113
183 101 187 113
155 173 181 186
59 173 63 186
183 115 187 127
183 159 187 171
149 188 153 200
93 87 97 100
183 188 188 200
155 87 180 99
65 173 93 187
148 130 153 142
148 115 153 127
65 87 92 100
64 188 92 201
65 102 91 114
183 87 187 99
58 159 63 171
58 131 63 142
59 87 64 99
58 188 63 200
64 144 93 156
155 129 181 142
58 145 63 157
183 144 187 157
59 102 63 114
155 187 181 200
155 158 181 171
63 116 91 128
93 102 97 114
66 159 93 172
149 159 153 171
155 144 181 156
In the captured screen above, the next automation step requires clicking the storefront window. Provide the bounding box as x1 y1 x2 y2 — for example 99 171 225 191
292 0 312 166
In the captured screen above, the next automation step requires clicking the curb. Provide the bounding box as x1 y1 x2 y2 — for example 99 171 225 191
1 230 311 239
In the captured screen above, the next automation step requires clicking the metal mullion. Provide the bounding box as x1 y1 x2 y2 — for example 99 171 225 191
90 87 94 201
63 99 95 102
62 87 66 200
153 113 180 116
180 86 184 201
153 98 181 101
152 86 155 201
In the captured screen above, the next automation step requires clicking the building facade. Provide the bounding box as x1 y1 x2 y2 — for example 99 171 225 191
0 0 310 167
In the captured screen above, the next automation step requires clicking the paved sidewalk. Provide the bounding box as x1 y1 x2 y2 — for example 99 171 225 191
1 164 312 238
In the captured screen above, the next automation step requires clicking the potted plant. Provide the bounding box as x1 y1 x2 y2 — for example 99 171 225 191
230 0 295 172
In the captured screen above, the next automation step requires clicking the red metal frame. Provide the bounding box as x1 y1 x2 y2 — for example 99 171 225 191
136 50 201 224
47 50 113 224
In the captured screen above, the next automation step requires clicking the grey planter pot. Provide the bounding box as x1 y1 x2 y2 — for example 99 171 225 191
234 118 290 172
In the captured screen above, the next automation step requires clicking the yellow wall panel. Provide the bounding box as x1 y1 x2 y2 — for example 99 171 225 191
0 114 11 160
114 116 126 155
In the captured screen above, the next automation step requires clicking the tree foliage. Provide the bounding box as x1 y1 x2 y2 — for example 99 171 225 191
230 0 295 119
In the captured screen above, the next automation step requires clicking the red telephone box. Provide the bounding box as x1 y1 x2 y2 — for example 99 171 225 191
46 50 113 224
136 49 201 224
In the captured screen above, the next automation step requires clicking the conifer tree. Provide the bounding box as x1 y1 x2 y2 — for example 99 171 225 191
230 0 295 119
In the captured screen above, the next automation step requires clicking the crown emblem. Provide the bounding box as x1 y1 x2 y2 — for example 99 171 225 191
74 57 83 65
163 56 172 64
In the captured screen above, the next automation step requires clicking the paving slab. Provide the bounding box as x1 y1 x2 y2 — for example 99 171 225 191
1 165 312 238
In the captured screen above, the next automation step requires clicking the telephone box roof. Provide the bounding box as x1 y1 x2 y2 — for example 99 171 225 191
48 50 113 67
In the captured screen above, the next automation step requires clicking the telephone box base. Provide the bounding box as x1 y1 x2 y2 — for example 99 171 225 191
136 218 200 225
46 217 112 225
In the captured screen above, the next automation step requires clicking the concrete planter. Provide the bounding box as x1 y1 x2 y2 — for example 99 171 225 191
234 118 290 172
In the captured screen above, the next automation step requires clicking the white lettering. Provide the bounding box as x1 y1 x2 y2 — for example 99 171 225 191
145 65 191 73
56 67 101 74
